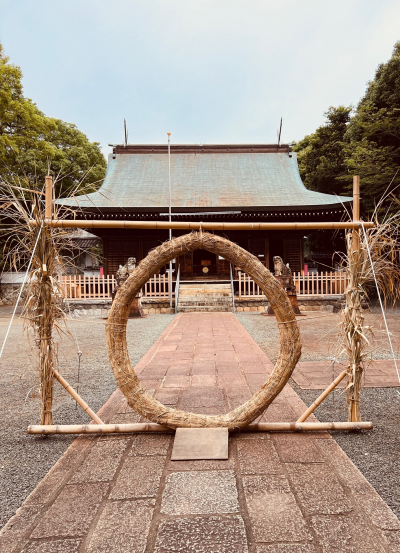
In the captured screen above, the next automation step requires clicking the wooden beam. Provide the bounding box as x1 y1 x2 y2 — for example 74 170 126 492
28 421 373 434
34 219 374 231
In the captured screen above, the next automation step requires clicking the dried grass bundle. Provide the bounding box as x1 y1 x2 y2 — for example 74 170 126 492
0 172 98 424
338 202 400 421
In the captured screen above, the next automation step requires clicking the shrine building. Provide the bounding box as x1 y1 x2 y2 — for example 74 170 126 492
60 143 352 278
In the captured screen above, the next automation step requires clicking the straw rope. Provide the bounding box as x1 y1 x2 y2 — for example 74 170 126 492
106 232 301 429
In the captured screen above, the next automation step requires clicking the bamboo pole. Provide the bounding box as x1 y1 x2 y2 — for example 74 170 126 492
297 370 348 422
45 176 53 219
33 219 374 231
52 368 104 424
352 175 360 253
28 421 372 434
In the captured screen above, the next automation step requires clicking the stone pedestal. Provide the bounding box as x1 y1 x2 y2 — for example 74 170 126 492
266 275 301 315
129 293 146 318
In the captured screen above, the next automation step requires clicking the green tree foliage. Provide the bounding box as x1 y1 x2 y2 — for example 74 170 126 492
295 42 400 215
294 106 352 198
0 44 106 197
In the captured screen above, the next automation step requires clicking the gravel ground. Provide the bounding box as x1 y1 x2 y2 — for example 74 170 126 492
236 306 400 363
0 309 175 528
237 309 400 519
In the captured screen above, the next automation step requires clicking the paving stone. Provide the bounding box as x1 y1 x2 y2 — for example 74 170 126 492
110 411 142 424
241 362 265 374
255 545 317 553
154 389 181 405
110 456 165 499
21 539 82 552
163 375 190 387
237 438 283 475
192 363 216 375
31 483 109 538
383 530 400 552
0 505 42 553
311 514 386 552
87 499 154 553
23 465 71 506
242 475 311 543
261 400 298 423
154 515 248 552
180 386 225 408
139 366 168 379
129 434 171 456
167 366 191 376
286 463 353 515
318 439 400 530
272 433 324 463
161 470 239 515
192 374 216 386
70 439 129 483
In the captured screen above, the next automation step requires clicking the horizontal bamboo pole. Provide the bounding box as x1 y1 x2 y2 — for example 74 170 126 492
28 420 372 434
297 370 348 423
52 369 104 425
34 219 374 231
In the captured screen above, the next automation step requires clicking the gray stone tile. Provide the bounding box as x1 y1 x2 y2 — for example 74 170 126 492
70 439 129 483
237 439 283 475
21 539 82 553
31 483 109 538
129 434 171 456
311 514 386 552
286 463 353 515
110 456 165 499
0 505 42 553
154 515 248 552
161 470 239 515
272 433 324 463
87 499 154 553
242 475 311 543
255 546 317 553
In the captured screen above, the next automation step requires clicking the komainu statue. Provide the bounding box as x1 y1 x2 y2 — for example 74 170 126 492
266 256 301 315
116 257 136 284
113 257 145 318
273 256 292 277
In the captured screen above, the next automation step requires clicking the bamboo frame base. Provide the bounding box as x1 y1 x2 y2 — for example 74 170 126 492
297 370 348 422
28 421 373 435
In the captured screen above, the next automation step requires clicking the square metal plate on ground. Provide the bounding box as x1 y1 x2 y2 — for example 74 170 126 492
171 428 229 461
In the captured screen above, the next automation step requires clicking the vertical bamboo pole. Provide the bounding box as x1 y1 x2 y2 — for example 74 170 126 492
347 175 363 422
45 175 53 219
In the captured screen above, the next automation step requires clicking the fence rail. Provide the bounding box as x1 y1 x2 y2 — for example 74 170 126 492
238 271 347 298
59 274 171 300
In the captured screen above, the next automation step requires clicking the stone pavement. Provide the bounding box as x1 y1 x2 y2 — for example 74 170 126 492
1 313 400 552
292 359 400 389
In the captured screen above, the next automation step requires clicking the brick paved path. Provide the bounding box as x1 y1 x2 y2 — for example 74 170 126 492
293 360 400 389
1 313 400 552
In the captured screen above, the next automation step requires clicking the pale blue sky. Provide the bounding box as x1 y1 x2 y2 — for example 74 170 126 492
1 0 399 157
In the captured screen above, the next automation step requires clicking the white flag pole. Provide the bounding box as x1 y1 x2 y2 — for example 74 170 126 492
167 132 173 309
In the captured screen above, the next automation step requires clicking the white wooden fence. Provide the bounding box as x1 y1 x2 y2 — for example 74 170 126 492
238 271 347 298
59 274 170 300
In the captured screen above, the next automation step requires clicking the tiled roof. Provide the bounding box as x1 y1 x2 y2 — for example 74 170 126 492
58 145 352 211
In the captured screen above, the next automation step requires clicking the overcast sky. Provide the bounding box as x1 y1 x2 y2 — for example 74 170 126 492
1 0 399 157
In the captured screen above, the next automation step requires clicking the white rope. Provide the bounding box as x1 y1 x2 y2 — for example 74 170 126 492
0 222 43 359
361 222 400 386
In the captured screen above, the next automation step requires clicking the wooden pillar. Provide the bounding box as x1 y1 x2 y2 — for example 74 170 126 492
45 175 53 219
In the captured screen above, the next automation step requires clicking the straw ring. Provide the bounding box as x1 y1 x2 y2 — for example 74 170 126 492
106 232 301 429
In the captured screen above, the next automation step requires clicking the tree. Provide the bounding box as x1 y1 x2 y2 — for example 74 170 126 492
293 106 352 198
0 44 106 197
294 42 400 215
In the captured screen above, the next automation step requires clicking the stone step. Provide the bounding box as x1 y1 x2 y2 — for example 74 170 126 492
179 300 233 307
177 305 234 313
